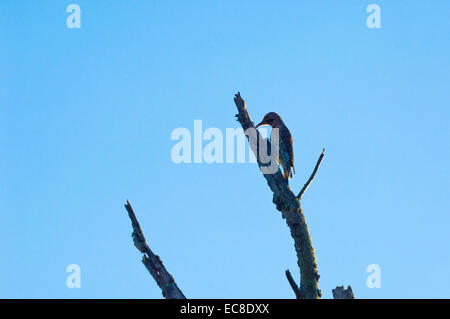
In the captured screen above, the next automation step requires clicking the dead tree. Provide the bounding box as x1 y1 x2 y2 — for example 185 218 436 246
123 92 353 299
124 201 185 299
233 92 321 299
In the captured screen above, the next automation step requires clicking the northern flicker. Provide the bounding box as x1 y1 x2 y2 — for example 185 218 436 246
256 112 295 180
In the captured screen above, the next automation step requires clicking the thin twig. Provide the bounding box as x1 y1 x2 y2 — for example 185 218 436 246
124 200 186 299
285 269 302 299
297 148 325 200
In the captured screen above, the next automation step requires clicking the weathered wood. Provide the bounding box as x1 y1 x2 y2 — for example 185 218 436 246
233 92 321 299
124 200 186 299
332 286 355 299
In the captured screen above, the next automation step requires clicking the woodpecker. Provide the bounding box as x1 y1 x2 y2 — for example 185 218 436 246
256 112 295 180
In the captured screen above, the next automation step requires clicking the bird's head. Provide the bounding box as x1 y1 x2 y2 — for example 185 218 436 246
256 112 283 128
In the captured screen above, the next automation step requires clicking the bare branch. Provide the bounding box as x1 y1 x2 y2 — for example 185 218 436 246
234 92 321 299
124 200 186 299
297 148 325 201
285 269 302 299
332 286 355 299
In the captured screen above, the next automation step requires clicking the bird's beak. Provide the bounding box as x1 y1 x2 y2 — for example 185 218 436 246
256 120 266 128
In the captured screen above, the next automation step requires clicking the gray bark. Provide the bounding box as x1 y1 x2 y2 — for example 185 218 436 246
124 200 186 299
332 286 355 299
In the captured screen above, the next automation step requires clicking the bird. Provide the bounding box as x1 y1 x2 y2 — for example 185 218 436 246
256 112 295 180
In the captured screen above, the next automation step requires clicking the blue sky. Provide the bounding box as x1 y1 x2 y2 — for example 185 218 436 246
1 1 449 298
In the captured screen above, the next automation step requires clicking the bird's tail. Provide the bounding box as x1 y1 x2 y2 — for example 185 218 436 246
283 168 294 180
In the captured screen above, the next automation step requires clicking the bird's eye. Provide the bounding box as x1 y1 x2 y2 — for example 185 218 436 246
267 118 273 123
